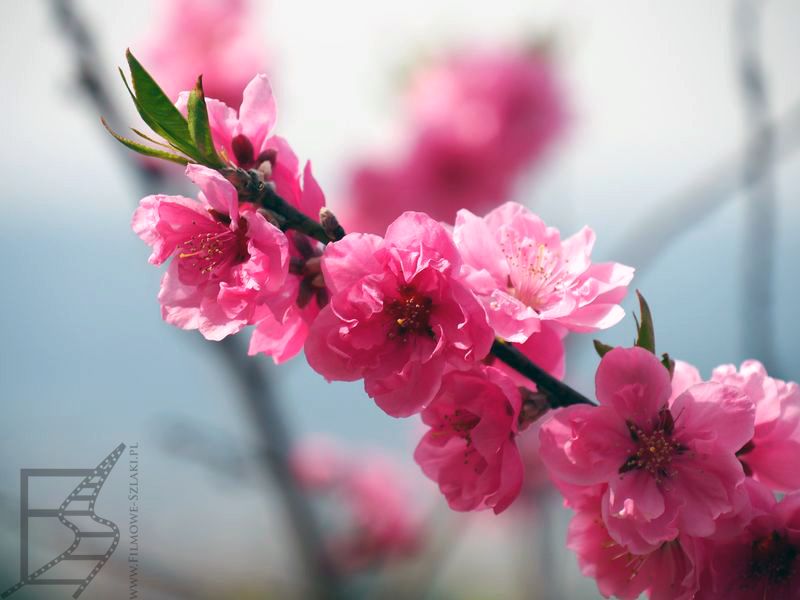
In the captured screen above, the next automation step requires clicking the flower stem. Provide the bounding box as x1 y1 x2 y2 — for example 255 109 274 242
491 340 595 407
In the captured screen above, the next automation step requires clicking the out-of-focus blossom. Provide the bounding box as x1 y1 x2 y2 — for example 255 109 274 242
539 347 754 554
567 492 701 600
414 366 523 514
699 491 800 599
291 438 424 570
132 164 288 340
305 212 494 417
139 0 268 109
668 359 800 492
343 46 566 234
407 47 565 173
454 202 634 342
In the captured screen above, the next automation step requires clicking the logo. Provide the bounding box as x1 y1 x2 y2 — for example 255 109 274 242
2 444 126 599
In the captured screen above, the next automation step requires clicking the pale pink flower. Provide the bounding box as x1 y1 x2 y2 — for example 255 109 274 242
132 164 288 340
304 211 494 417
454 202 634 342
290 436 348 490
669 359 800 492
177 74 330 362
567 492 701 600
699 490 800 599
139 0 268 109
539 347 754 554
414 366 524 514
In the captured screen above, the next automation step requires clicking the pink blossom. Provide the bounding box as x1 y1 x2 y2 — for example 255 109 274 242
712 361 800 493
699 490 800 599
176 74 330 362
539 347 754 553
138 0 268 109
453 202 634 342
567 492 701 600
304 212 494 417
493 321 566 388
414 366 524 514
291 438 424 570
669 359 800 492
342 46 566 235
132 164 288 340
407 47 566 173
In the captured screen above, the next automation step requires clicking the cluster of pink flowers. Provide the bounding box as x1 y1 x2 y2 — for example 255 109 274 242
291 437 424 570
134 74 327 363
132 72 631 517
343 45 566 234
540 347 800 598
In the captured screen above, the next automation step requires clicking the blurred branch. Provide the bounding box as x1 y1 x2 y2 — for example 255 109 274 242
734 0 777 370
48 1 344 597
612 98 800 276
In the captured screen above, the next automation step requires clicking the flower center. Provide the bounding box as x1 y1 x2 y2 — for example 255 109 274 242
748 531 798 585
619 408 686 483
177 216 250 281
385 286 433 340
500 235 566 311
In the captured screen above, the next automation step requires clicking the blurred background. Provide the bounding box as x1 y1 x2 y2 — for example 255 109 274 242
1 0 799 598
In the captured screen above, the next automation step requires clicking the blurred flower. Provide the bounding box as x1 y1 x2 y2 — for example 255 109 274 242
414 366 523 514
291 438 424 571
454 202 634 341
700 490 800 598
304 211 493 417
343 45 566 234
539 347 754 554
132 164 288 340
138 0 268 108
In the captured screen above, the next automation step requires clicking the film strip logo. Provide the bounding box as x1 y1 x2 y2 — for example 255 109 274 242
2 443 125 599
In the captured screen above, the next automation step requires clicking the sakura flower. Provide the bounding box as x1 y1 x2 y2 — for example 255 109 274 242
454 202 634 342
669 359 800 492
712 361 800 492
567 492 701 600
139 0 268 109
414 366 524 514
539 347 754 554
132 164 288 340
699 491 800 599
304 211 494 417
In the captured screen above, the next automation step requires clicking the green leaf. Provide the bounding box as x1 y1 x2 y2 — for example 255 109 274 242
187 76 224 167
661 353 676 378
123 50 201 161
593 339 614 358
102 118 190 165
634 290 656 354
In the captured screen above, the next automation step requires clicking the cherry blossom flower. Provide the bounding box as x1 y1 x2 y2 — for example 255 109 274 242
305 212 494 417
414 366 523 514
539 347 754 554
139 0 268 109
669 359 800 492
567 492 701 600
132 164 288 340
454 202 634 342
699 490 800 599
